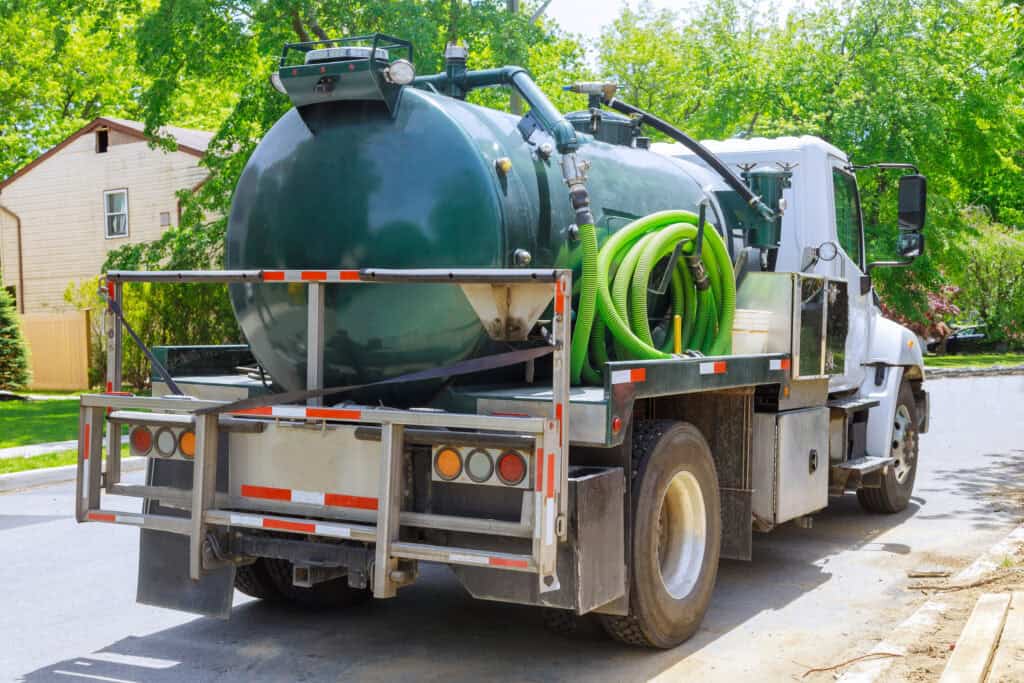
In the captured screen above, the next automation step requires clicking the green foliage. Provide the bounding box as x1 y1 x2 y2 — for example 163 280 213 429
954 210 1024 345
0 285 30 390
100 223 241 389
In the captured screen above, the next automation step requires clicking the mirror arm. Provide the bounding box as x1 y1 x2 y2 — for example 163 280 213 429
866 259 914 272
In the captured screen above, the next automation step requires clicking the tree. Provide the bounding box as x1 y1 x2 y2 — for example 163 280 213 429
0 285 30 390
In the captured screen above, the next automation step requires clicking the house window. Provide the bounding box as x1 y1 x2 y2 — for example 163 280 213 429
160 211 171 227
104 189 129 238
96 129 109 153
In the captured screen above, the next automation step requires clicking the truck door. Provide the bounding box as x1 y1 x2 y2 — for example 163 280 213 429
827 159 871 392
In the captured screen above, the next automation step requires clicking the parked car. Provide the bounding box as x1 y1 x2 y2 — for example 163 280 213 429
927 325 987 354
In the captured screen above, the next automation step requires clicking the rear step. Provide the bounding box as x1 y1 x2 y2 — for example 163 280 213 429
828 397 880 412
837 455 895 474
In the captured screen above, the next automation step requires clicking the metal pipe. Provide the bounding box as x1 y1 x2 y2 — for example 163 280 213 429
106 270 264 283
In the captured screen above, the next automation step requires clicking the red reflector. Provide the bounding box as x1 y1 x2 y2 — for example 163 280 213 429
612 416 622 434
497 451 526 486
129 426 152 454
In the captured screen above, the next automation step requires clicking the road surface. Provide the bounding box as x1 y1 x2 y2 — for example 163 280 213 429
1 375 1022 682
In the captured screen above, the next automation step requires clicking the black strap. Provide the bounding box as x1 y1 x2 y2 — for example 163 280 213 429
195 345 554 416
106 294 184 396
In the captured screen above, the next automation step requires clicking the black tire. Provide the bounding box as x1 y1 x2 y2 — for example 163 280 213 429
234 559 282 601
858 380 919 514
542 608 601 638
600 420 722 649
263 558 372 608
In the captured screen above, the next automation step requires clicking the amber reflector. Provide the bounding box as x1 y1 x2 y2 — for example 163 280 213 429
434 447 462 481
179 430 196 458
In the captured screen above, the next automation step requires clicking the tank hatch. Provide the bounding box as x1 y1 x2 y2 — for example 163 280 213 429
566 109 640 147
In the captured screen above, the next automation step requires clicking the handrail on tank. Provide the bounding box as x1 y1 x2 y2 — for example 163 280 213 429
104 268 563 284
278 33 413 67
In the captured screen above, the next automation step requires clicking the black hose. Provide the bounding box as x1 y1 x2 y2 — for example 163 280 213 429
603 96 775 221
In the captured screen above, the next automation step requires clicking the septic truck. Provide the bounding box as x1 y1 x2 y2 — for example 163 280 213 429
75 35 930 648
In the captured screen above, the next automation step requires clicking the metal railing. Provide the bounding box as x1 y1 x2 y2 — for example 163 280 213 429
78 267 571 597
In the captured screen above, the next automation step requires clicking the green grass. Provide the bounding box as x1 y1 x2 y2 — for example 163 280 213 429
924 353 1024 369
0 399 81 448
0 445 130 475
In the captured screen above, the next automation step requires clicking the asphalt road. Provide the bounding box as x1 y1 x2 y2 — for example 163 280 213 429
1 375 1022 683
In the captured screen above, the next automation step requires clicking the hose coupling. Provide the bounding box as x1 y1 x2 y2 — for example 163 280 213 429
684 254 711 291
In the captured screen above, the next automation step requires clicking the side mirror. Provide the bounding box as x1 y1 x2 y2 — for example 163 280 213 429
898 174 927 232
897 231 924 258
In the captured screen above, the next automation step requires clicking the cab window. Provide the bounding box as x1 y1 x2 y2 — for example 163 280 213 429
832 169 863 268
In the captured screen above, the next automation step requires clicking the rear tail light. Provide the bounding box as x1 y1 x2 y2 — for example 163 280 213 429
129 426 152 456
496 451 527 486
179 430 195 458
153 427 177 458
434 446 462 481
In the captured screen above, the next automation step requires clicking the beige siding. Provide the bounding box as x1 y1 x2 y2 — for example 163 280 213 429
0 132 207 313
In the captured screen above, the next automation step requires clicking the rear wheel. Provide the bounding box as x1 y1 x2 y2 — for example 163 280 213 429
601 420 721 648
858 380 919 514
263 558 372 608
233 559 281 601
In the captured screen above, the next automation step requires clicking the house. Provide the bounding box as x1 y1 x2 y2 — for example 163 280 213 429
0 117 214 314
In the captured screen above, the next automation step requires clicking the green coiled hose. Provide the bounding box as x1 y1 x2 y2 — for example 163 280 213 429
569 210 736 385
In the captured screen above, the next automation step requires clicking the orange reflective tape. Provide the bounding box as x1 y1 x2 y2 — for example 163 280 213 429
306 408 361 421
301 270 327 281
262 271 286 281
324 493 378 510
714 361 727 374
535 447 544 491
263 517 315 533
339 270 361 281
235 407 273 416
554 278 565 314
781 358 791 370
83 423 90 461
546 453 555 499
630 368 647 383
555 403 563 446
87 512 115 523
241 484 291 501
489 556 529 569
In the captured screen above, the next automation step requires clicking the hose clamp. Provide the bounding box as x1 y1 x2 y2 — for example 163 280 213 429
685 255 711 291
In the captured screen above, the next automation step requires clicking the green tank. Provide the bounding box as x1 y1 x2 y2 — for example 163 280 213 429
226 53 714 403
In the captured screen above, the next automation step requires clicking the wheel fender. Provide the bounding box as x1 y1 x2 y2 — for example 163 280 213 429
860 318 924 459
867 317 925 368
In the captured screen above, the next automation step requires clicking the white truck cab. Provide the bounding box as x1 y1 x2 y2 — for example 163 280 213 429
659 135 928 476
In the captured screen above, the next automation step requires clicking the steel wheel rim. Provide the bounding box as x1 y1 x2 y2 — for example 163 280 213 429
891 404 913 483
657 471 707 599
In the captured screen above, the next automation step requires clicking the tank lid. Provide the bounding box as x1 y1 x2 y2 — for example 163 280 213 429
305 46 389 64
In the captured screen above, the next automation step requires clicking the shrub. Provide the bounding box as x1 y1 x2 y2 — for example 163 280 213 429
0 285 30 390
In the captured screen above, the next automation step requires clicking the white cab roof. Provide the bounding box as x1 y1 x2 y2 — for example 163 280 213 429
653 135 848 165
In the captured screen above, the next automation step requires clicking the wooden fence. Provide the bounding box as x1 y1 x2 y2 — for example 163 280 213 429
20 310 91 390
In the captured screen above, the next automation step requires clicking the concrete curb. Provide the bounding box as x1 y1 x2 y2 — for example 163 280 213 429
0 457 146 493
926 364 1024 379
836 524 1024 682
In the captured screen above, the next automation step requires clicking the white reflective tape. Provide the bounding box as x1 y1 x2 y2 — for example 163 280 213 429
699 362 715 374
543 498 555 546
84 652 178 670
770 359 783 370
270 406 306 419
315 524 351 539
610 370 632 385
116 514 144 526
291 489 325 506
448 552 489 565
229 513 262 528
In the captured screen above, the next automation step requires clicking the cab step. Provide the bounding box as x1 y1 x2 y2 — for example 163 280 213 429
837 455 894 474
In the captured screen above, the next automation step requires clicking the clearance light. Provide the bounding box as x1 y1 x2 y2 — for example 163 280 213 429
129 426 153 456
179 430 196 459
496 451 526 486
434 446 462 481
154 427 177 458
464 449 494 483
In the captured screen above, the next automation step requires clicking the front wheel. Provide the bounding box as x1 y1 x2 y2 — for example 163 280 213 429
601 420 721 648
858 380 920 513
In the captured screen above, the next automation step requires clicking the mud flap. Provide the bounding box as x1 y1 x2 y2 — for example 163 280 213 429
136 442 235 618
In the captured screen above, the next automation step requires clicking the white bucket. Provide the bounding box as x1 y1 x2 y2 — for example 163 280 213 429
732 308 772 355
